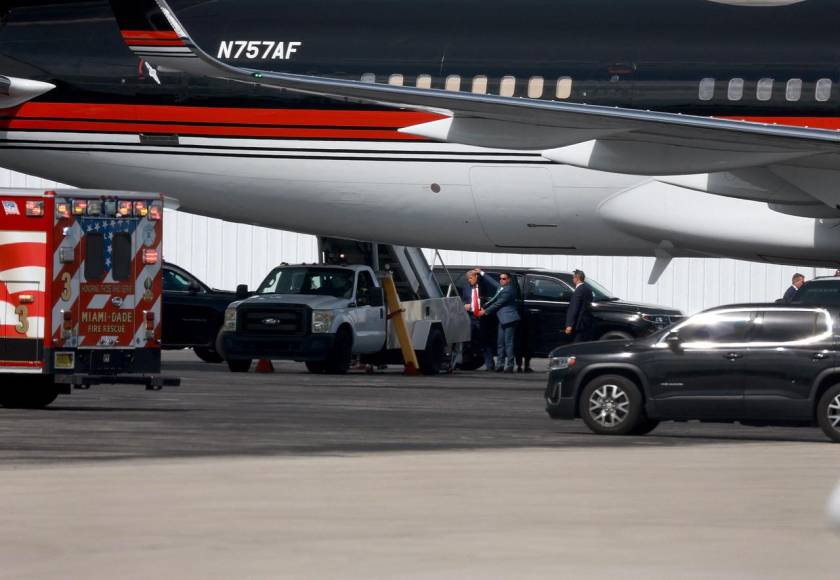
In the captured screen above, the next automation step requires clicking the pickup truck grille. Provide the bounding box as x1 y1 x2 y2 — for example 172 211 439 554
240 306 309 336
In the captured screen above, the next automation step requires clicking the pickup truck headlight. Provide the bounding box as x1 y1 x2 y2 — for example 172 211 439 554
312 310 335 334
223 308 238 332
549 355 576 371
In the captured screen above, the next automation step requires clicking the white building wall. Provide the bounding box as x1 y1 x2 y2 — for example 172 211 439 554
1 168 831 314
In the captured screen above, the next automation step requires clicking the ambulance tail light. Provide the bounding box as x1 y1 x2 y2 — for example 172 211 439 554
86 200 103 216
62 310 73 338
145 311 155 339
149 203 162 221
72 200 87 216
134 201 149 217
56 201 71 219
25 200 44 217
117 200 132 217
143 248 159 265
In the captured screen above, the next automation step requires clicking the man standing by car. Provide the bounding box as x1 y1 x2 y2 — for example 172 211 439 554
782 273 805 303
565 269 595 343
462 269 496 371
480 272 521 373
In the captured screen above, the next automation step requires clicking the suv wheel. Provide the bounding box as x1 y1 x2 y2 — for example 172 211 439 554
305 361 327 374
325 328 352 375
227 359 252 373
579 375 644 435
194 347 224 364
599 331 633 341
817 384 840 443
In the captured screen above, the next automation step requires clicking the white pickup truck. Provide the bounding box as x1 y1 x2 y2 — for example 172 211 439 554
217 263 469 374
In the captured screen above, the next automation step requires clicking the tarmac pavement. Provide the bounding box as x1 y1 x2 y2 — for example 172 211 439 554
0 351 837 579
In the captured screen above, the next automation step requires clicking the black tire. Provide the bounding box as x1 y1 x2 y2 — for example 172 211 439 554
578 374 644 436
305 361 327 374
817 384 840 443
194 347 224 364
227 359 252 373
599 331 634 342
325 328 352 375
630 418 661 436
417 328 446 376
0 377 59 409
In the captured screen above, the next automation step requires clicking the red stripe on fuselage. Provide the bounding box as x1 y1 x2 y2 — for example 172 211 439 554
121 30 180 40
126 40 186 47
4 103 443 129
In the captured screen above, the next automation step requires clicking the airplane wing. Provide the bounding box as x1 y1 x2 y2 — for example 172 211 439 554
108 0 840 214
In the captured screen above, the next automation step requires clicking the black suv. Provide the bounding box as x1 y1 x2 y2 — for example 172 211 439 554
544 304 840 442
793 277 840 306
162 263 243 363
434 266 683 367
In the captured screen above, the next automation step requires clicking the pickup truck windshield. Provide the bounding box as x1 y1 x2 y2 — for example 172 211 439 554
258 267 355 299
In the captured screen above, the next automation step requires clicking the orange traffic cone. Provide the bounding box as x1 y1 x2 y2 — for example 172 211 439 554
255 359 275 373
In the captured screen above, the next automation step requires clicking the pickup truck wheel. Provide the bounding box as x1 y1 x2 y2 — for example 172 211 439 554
579 375 644 436
194 347 224 364
227 359 252 373
305 361 327 374
325 329 352 375
817 384 840 443
0 378 59 409
418 328 446 376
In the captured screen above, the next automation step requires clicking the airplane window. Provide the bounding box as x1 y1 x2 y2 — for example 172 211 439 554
727 78 744 101
361 73 376 83
388 74 404 86
472 75 488 94
556 77 573 99
528 76 545 99
698 78 715 101
500 76 516 97
445 75 461 91
416 74 432 89
786 78 802 101
756 78 774 101
816 78 832 102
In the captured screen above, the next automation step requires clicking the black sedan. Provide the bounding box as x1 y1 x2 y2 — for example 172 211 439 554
544 304 840 442
434 266 683 369
162 263 242 363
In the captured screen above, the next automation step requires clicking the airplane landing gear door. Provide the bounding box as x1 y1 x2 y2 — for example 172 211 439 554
470 167 569 250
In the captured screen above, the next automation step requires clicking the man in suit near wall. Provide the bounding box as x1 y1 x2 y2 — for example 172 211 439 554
565 269 595 343
480 271 521 373
462 269 497 371
782 273 805 303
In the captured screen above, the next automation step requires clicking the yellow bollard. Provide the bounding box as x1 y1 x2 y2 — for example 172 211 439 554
381 272 420 375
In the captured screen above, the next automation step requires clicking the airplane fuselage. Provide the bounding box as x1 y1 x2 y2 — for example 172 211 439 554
2 0 840 264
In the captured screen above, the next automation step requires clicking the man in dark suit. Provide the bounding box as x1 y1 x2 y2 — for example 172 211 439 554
565 269 595 343
480 271 521 373
462 269 497 370
782 273 805 303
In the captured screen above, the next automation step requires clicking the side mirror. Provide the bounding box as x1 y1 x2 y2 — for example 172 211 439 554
235 284 249 300
188 281 201 295
665 333 682 352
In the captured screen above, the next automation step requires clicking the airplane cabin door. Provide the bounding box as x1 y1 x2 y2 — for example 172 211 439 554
470 167 570 250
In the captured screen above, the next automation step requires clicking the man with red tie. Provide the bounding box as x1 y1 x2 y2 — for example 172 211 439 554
462 268 496 371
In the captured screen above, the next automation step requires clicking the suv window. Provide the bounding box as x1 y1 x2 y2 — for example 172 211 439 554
525 276 572 302
163 268 193 292
751 310 829 343
675 310 753 345
794 281 840 306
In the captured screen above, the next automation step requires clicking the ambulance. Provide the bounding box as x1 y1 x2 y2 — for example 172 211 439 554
0 189 178 408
